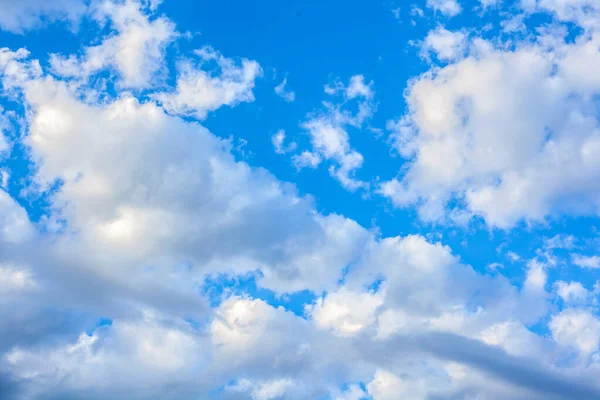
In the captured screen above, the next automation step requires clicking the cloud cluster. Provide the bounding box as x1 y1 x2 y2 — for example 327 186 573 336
0 1 600 400
382 23 600 227
290 75 375 191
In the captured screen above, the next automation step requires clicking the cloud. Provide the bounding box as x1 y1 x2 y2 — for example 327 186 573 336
50 0 177 88
155 46 262 119
308 288 384 337
422 27 467 62
367 368 426 400
2 2 600 400
382 31 600 228
0 0 85 34
0 264 36 292
550 309 600 356
0 190 34 244
572 254 600 269
426 0 462 17
554 281 590 304
226 378 296 400
292 151 322 169
479 0 501 8
271 129 296 154
294 75 375 191
528 0 600 30
274 78 296 102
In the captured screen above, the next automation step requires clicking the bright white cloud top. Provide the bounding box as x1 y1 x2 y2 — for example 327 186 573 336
1 1 600 399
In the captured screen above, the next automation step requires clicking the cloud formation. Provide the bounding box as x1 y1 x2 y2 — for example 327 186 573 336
0 1 600 400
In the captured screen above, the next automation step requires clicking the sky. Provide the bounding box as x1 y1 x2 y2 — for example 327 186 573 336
1 0 600 399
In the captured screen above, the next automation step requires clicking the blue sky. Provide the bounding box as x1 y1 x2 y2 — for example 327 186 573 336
1 0 600 399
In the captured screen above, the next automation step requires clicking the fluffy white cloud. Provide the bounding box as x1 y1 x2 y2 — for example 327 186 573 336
50 0 177 88
344 75 374 100
226 378 296 400
308 288 384 336
155 46 262 119
367 369 425 400
383 32 600 227
2 3 600 400
426 0 462 16
0 0 85 33
554 281 591 304
528 0 600 29
19 74 372 295
572 254 600 269
550 309 600 356
295 75 375 191
271 129 296 154
292 150 322 169
4 315 207 399
422 27 467 61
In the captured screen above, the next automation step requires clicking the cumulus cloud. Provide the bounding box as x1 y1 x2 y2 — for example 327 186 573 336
50 0 177 88
1 2 600 400
308 288 384 337
422 27 467 62
550 309 600 356
554 281 591 304
155 46 262 119
382 29 600 227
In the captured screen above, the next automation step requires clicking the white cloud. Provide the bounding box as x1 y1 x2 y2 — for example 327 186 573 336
272 129 296 154
480 0 501 8
274 78 296 102
227 378 296 400
529 0 600 30
554 281 590 304
479 321 545 358
367 369 425 400
426 0 462 17
382 33 600 228
292 150 322 169
295 75 375 191
301 118 367 191
50 0 177 88
3 4 600 400
0 0 85 34
17 72 371 294
308 288 384 336
325 74 374 100
543 234 576 251
345 75 374 100
155 46 262 119
488 262 504 271
572 254 600 269
550 309 600 356
422 27 467 62
5 315 207 398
